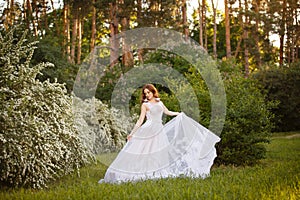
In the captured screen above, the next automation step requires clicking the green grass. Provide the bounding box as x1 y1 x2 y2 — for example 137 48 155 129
1 133 300 200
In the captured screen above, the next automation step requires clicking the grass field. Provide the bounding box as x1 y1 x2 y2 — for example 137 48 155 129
1 132 299 200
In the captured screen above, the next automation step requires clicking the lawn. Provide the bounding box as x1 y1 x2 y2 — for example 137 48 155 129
1 132 299 200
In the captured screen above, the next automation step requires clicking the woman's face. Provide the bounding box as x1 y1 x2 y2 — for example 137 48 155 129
144 88 153 100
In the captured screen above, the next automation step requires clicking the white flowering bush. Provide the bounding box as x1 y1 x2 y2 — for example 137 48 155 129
73 96 137 154
0 29 92 188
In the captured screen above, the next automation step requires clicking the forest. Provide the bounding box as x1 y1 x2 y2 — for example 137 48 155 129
0 0 299 197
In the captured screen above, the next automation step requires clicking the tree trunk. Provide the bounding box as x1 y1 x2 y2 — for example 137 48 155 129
9 0 15 26
198 0 203 46
137 0 144 63
121 16 134 68
24 0 37 36
234 0 243 58
90 0 96 51
211 0 217 58
253 0 261 68
224 0 231 58
63 2 71 61
109 2 119 67
203 0 207 50
292 7 299 62
25 0 33 33
285 2 298 64
71 6 78 64
182 0 189 39
77 15 82 64
279 0 287 66
244 0 250 77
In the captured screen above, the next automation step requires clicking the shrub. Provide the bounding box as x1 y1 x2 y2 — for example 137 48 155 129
253 63 300 132
73 96 137 155
216 74 276 166
0 29 91 188
143 53 276 166
183 60 276 166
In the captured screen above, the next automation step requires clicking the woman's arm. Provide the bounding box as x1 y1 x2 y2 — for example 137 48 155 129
127 103 147 140
162 102 180 116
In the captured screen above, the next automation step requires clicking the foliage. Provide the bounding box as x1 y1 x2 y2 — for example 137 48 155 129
95 63 124 103
113 50 275 166
185 60 276 166
253 63 300 132
217 76 275 166
142 51 276 166
31 36 79 93
1 134 299 199
0 29 92 188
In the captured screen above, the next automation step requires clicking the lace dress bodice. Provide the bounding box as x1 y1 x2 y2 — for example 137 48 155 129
144 101 164 123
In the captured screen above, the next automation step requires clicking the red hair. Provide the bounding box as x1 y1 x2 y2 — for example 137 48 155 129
141 84 159 104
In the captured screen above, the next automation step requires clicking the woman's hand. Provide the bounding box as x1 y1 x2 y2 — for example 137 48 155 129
175 112 180 116
127 134 133 140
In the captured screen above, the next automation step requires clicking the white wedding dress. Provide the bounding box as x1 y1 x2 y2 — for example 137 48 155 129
99 101 221 183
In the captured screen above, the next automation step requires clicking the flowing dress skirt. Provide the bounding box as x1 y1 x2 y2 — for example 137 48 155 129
99 113 220 183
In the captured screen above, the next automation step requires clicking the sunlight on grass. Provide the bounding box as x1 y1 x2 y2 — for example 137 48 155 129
1 133 299 200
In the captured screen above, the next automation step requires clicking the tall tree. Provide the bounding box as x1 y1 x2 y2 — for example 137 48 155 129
279 0 287 66
42 0 48 34
252 0 261 67
90 0 96 51
77 10 82 64
211 0 217 58
24 0 35 33
70 3 78 64
198 0 203 46
224 0 231 58
182 0 189 38
198 0 207 49
63 0 71 61
243 0 250 76
136 0 144 63
109 1 119 67
119 0 134 68
285 0 299 64
232 0 244 60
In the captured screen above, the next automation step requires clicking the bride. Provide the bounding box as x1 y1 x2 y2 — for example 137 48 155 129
99 84 221 183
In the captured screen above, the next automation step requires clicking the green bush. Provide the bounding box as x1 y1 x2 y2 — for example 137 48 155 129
185 60 276 166
216 74 276 165
142 52 276 166
0 29 91 188
253 63 300 132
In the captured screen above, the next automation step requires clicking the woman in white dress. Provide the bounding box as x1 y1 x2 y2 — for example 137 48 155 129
99 84 221 183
